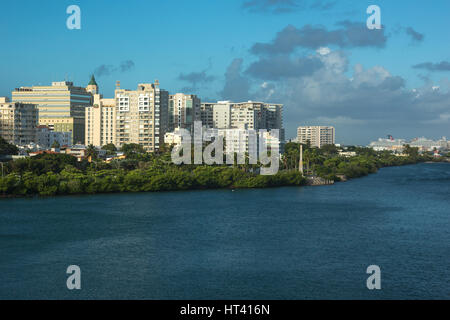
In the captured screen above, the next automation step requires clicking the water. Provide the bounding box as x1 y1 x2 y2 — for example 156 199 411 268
0 163 449 299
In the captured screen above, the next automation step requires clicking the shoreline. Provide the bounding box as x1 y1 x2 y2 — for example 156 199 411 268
2 160 445 200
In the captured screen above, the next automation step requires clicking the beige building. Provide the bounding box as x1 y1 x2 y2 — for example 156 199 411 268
0 97 38 146
115 81 169 152
168 93 200 132
85 94 116 147
297 126 335 148
12 80 93 144
213 102 232 129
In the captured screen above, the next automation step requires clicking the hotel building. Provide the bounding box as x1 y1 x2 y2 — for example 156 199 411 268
115 81 169 152
297 126 335 148
0 97 38 146
12 80 92 144
85 94 116 147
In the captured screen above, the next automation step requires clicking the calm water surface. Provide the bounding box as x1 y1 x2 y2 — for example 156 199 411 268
0 163 449 299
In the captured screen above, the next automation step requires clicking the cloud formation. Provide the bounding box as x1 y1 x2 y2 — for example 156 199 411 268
241 0 336 14
219 48 450 144
219 58 252 101
94 60 135 77
405 27 424 42
250 22 387 55
412 61 450 72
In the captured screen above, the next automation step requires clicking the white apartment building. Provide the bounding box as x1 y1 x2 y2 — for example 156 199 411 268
85 94 116 147
200 100 283 131
115 81 169 152
37 125 72 149
297 126 335 148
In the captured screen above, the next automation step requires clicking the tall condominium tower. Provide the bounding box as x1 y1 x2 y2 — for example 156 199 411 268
297 126 335 148
168 93 200 132
115 81 168 152
12 80 92 144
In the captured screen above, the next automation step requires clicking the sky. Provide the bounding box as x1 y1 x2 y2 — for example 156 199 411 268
0 0 449 145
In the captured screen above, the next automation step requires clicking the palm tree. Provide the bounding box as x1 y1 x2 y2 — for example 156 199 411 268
86 144 98 162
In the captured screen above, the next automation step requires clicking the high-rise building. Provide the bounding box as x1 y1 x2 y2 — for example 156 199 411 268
0 98 38 146
212 102 232 129
200 100 283 131
168 93 200 132
297 126 335 148
115 81 168 152
200 103 214 128
12 80 93 144
85 94 116 147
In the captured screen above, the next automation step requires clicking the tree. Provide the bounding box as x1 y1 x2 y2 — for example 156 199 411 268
121 143 146 158
101 143 117 155
86 144 98 161
51 141 60 149
403 144 419 159
0 136 19 156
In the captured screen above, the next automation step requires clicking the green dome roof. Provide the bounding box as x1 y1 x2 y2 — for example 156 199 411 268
88 74 98 86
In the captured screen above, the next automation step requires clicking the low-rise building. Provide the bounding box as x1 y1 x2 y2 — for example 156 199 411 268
36 125 72 149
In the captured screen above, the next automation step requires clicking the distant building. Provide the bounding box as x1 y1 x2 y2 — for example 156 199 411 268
115 81 169 152
297 126 335 148
200 100 283 132
200 103 214 128
85 94 116 147
0 98 38 146
12 80 93 144
168 93 200 132
368 136 450 152
164 129 183 146
409 137 447 152
368 138 406 152
61 144 87 161
36 125 72 149
212 101 232 129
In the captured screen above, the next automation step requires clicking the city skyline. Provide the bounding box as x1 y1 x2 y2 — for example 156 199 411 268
1 0 449 144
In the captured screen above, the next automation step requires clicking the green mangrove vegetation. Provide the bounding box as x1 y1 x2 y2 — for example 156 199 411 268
0 140 443 197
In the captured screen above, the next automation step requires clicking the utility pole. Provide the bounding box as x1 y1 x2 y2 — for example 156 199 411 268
299 144 303 174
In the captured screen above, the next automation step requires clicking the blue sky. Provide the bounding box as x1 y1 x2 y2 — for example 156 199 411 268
1 0 449 144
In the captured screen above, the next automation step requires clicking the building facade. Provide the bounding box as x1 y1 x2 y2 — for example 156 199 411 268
12 81 92 144
36 125 72 149
85 94 116 147
168 93 200 132
200 100 283 131
115 81 169 152
200 103 214 128
0 98 38 146
297 126 335 148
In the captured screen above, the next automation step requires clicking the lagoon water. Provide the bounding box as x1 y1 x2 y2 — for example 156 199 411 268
0 163 449 299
